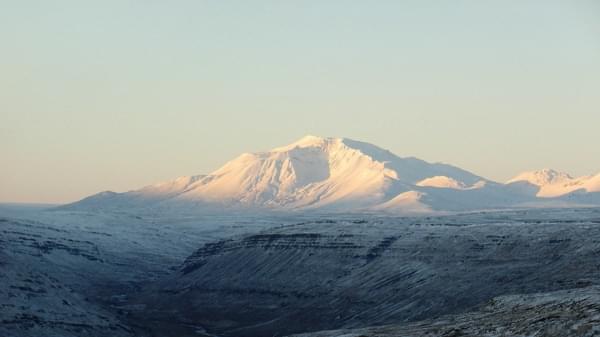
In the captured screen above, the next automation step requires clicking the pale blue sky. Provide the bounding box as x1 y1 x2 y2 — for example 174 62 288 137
1 1 599 203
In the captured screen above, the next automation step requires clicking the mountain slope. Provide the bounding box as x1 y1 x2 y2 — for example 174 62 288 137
136 212 600 337
63 136 600 213
507 169 600 198
170 136 497 211
291 286 600 337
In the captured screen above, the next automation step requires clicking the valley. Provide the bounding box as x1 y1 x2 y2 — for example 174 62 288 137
2 206 600 336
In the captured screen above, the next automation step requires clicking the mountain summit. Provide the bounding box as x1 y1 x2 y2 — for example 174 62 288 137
64 136 600 213
508 169 600 198
166 135 489 210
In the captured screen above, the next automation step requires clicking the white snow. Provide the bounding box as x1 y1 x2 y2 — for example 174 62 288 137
371 191 431 213
163 136 488 211
508 169 600 197
174 136 397 208
416 176 466 189
138 175 204 197
65 136 600 213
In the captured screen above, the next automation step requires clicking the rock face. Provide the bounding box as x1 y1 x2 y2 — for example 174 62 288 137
138 209 600 337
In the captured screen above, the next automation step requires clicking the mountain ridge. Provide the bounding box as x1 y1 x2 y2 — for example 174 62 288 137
507 168 600 198
62 136 600 213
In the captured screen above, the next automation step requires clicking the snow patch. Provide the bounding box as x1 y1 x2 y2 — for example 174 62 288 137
416 176 466 189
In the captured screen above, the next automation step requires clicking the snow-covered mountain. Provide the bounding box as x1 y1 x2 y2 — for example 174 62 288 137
507 169 600 199
64 136 600 213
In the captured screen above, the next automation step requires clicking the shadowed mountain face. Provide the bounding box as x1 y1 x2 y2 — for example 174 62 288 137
131 209 600 337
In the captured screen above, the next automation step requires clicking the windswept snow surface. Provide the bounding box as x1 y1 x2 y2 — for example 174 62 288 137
64 136 600 213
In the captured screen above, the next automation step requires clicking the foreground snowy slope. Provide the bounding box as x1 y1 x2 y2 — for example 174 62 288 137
0 206 294 337
130 208 600 337
65 135 600 213
4 206 600 337
290 286 600 337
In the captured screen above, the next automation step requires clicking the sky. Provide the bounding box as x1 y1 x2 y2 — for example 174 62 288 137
1 1 600 204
